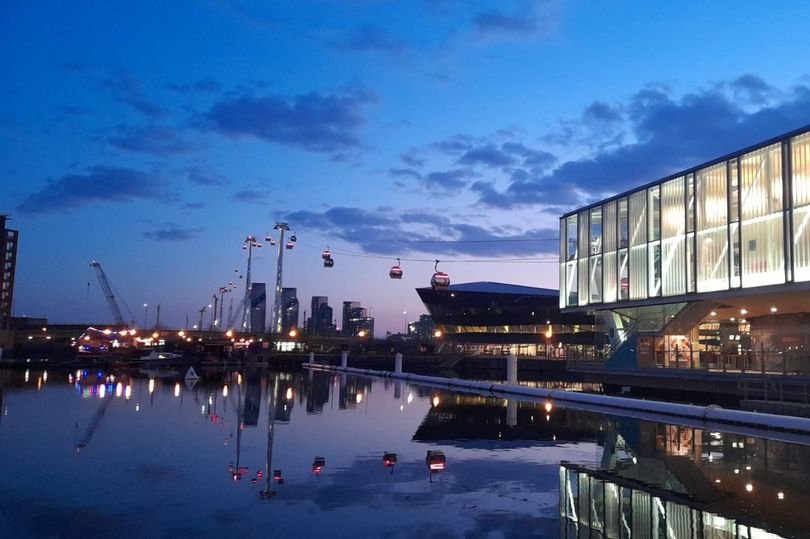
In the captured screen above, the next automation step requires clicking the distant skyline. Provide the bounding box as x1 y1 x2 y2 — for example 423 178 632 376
3 1 810 334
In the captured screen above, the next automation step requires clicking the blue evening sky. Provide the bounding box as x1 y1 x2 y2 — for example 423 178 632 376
3 1 810 334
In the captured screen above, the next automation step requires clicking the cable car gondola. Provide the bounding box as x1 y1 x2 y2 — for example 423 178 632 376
389 258 403 279
264 234 272 242
286 241 294 250
323 257 334 268
290 234 297 243
269 238 276 246
322 248 331 260
430 260 450 289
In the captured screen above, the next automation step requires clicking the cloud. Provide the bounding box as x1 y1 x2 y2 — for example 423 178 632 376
472 0 559 39
729 74 773 106
424 169 471 192
143 223 204 241
168 77 221 94
102 74 167 119
233 188 269 204
582 101 622 124
389 168 422 180
16 166 172 213
458 144 515 168
399 148 425 168
286 205 559 256
108 125 198 156
475 77 810 210
183 166 228 186
204 88 376 153
330 24 408 55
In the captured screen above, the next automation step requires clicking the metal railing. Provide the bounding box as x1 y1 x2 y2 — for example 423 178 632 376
654 350 810 376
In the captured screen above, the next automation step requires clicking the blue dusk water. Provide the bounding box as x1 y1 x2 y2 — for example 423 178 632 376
0 367 808 538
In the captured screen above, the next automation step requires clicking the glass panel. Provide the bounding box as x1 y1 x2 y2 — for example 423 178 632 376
590 206 602 255
630 244 647 300
687 233 695 293
618 249 629 300
793 135 810 282
603 251 617 303
589 256 602 303
730 222 741 288
662 236 685 296
741 143 785 287
578 210 589 262
648 242 661 297
648 186 660 241
793 132 810 207
661 177 685 239
559 219 566 261
566 215 578 261
686 173 695 233
629 191 647 246
697 163 729 292
578 258 589 307
661 177 686 296
730 158 739 222
604 200 617 252
559 264 566 309
566 260 578 306
794 205 810 281
619 197 629 248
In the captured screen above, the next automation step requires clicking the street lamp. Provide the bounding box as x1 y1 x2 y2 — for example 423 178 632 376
143 303 148 328
403 311 407 335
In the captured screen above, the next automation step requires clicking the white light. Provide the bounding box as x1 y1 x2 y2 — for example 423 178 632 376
223 385 229 397
770 306 778 313
115 382 123 398
174 382 181 397
356 393 363 404
778 491 785 500
125 385 132 400
148 379 155 394
740 308 748 315
734 468 740 474
745 483 753 493
407 393 413 404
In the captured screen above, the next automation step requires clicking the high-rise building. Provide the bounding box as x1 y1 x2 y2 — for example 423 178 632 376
281 287 299 332
249 282 266 333
308 296 334 336
0 216 18 331
342 301 360 335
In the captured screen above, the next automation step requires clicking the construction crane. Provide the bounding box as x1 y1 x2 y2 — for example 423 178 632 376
90 261 134 327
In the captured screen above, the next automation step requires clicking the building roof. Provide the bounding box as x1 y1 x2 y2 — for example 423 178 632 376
418 281 558 297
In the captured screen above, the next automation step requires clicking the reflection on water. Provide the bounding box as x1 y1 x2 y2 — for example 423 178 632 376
0 367 808 538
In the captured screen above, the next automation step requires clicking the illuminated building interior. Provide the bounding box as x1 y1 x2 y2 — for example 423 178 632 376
417 282 604 358
561 125 810 373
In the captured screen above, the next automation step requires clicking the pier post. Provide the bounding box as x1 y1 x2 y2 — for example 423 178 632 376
507 354 518 385
308 352 315 365
506 399 517 427
341 350 348 368
394 353 403 374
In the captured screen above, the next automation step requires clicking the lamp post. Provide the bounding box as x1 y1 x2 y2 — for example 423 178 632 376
143 303 148 329
403 311 408 336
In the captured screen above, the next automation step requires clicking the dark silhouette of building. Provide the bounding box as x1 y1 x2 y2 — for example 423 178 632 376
417 281 600 357
281 287 299 332
308 296 334 336
342 301 360 335
249 283 266 333
412 314 436 341
0 216 18 332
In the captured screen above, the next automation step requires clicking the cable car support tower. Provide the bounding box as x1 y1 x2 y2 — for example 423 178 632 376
271 222 290 335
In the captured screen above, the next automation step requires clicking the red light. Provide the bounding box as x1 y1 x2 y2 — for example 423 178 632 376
312 466 322 475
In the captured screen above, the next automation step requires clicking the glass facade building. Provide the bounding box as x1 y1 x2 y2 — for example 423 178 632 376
560 126 810 374
562 127 810 309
